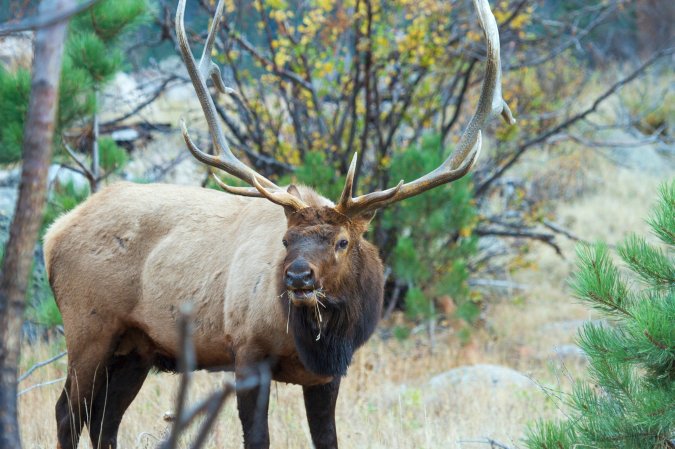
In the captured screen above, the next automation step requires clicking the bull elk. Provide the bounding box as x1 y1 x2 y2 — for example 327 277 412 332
44 0 513 448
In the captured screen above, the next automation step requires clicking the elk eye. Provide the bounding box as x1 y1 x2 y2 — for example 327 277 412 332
282 239 288 248
337 239 349 250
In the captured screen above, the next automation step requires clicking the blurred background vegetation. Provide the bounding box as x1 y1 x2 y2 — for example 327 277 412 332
0 0 672 341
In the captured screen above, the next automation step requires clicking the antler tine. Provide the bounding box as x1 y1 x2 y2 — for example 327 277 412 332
337 153 404 213
175 0 307 210
336 0 514 218
336 153 357 210
210 172 262 197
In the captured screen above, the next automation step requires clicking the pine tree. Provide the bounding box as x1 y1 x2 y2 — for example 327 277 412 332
525 180 675 449
0 0 148 180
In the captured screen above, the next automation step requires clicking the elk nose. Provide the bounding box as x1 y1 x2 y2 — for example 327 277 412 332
285 260 315 289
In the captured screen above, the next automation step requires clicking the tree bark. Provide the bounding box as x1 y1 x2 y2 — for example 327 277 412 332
0 0 72 447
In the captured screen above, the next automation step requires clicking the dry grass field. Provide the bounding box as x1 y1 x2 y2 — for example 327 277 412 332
17 125 672 448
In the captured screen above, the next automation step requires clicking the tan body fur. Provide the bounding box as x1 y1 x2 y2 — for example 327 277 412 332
45 182 333 386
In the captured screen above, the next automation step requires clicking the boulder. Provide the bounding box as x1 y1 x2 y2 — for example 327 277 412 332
428 364 535 391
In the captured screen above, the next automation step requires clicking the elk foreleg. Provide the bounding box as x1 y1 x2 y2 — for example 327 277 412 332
235 353 272 449
303 377 341 449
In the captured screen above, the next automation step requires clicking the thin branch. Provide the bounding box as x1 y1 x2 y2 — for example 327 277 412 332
18 350 67 382
17 376 66 396
509 1 619 70
63 141 96 187
146 151 191 183
542 219 585 243
0 0 100 36
101 75 181 128
457 438 515 449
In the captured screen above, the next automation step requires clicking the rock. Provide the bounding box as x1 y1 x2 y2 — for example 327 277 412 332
387 364 540 415
111 128 141 143
553 344 587 361
0 186 18 246
540 319 606 334
428 364 535 391
0 32 33 72
0 167 21 187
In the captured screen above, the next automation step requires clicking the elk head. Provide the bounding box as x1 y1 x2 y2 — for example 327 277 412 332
175 0 515 309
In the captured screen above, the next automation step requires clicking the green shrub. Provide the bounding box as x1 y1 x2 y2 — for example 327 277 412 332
382 135 478 324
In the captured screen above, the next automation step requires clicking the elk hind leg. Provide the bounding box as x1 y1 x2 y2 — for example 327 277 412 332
55 333 116 449
87 350 151 449
55 377 83 449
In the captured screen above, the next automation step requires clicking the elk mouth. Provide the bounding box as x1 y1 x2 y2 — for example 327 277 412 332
287 288 323 307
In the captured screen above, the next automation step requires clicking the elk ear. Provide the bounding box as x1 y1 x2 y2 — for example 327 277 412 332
358 210 376 223
352 210 376 233
287 184 302 199
284 185 302 218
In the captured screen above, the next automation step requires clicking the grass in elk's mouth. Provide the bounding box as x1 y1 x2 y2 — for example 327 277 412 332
283 289 328 340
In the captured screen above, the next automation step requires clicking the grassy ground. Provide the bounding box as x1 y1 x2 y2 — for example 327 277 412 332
17 139 671 448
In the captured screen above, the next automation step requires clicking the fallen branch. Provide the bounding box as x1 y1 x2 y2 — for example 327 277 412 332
18 350 67 382
475 227 563 257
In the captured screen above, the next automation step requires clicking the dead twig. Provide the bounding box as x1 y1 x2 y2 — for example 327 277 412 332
17 376 66 397
458 438 515 449
159 304 270 449
542 219 585 243
18 350 67 382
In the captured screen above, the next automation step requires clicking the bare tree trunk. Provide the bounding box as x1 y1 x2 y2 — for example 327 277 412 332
0 0 72 447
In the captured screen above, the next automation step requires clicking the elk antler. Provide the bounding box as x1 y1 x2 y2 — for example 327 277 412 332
335 0 515 217
175 0 307 211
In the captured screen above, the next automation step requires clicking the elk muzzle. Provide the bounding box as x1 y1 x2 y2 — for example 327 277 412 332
285 259 319 306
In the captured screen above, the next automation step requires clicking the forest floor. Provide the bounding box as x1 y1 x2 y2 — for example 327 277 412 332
17 143 672 449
